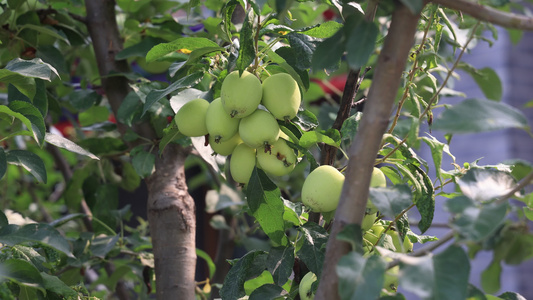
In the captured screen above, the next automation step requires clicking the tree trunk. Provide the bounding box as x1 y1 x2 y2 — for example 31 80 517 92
314 3 422 299
85 1 197 299
146 144 197 300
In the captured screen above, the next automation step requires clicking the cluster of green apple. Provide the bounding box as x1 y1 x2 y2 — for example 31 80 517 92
175 70 301 184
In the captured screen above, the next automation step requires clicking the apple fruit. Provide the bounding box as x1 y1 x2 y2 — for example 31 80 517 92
301 165 344 212
221 70 262 118
387 230 413 253
175 98 209 137
261 73 301 121
209 132 242 156
299 272 317 300
206 98 240 143
361 212 377 231
229 143 256 184
239 109 280 149
383 265 399 292
367 167 387 213
256 138 296 176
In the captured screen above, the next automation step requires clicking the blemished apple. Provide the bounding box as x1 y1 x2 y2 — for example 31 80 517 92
256 138 296 176
261 72 301 121
229 143 256 184
209 132 242 156
239 109 280 149
299 272 317 300
221 70 262 118
301 165 345 212
175 98 209 137
206 98 240 143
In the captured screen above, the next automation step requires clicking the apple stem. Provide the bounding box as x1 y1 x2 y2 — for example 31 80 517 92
230 110 238 118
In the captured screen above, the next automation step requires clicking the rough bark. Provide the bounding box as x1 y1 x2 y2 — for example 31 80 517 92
85 1 197 299
146 144 197 300
314 4 422 300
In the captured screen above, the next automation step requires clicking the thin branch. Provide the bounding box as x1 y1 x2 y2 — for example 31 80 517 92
432 0 533 31
496 171 533 205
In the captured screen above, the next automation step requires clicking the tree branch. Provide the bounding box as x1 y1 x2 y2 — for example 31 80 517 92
433 0 533 31
314 3 422 299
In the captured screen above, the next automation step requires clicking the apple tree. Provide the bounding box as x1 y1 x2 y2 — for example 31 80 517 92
0 0 532 299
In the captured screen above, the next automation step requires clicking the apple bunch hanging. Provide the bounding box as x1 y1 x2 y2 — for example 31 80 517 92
175 70 301 184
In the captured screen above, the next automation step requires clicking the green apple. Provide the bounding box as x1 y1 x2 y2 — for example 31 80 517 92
301 165 345 212
221 70 262 118
239 109 280 149
371 224 386 238
175 98 209 137
261 72 301 121
256 138 296 176
383 265 399 292
299 272 317 300
136 57 172 74
367 167 387 213
361 212 377 231
206 98 240 143
387 230 413 253
209 132 242 156
229 143 256 184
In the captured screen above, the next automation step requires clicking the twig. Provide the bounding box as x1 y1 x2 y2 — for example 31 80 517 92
432 0 533 31
496 171 533 205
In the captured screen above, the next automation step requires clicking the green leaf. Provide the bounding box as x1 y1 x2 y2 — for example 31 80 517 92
432 98 529 133
0 259 44 289
143 72 204 116
79 105 110 126
0 72 35 99
249 284 284 300
498 292 527 300
220 250 268 299
336 224 363 253
0 104 33 137
19 24 70 45
421 134 455 186
0 147 6 181
68 88 102 111
49 213 87 228
481 260 501 294
116 36 167 60
130 146 155 178
6 150 47 183
337 253 386 300
145 37 220 62
286 32 317 70
446 197 508 242
40 272 77 297
0 223 74 257
90 235 120 258
299 21 343 39
400 245 470 300
457 168 516 202
369 185 413 219
312 28 344 72
340 112 362 143
246 168 288 246
299 129 341 148
236 11 255 73
468 67 502 101
45 133 99 160
298 222 328 276
266 246 294 286
8 100 45 146
196 248 216 279
344 15 378 69
5 58 59 81
399 0 424 14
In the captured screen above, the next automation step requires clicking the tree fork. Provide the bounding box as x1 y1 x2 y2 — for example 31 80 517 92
314 3 422 299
